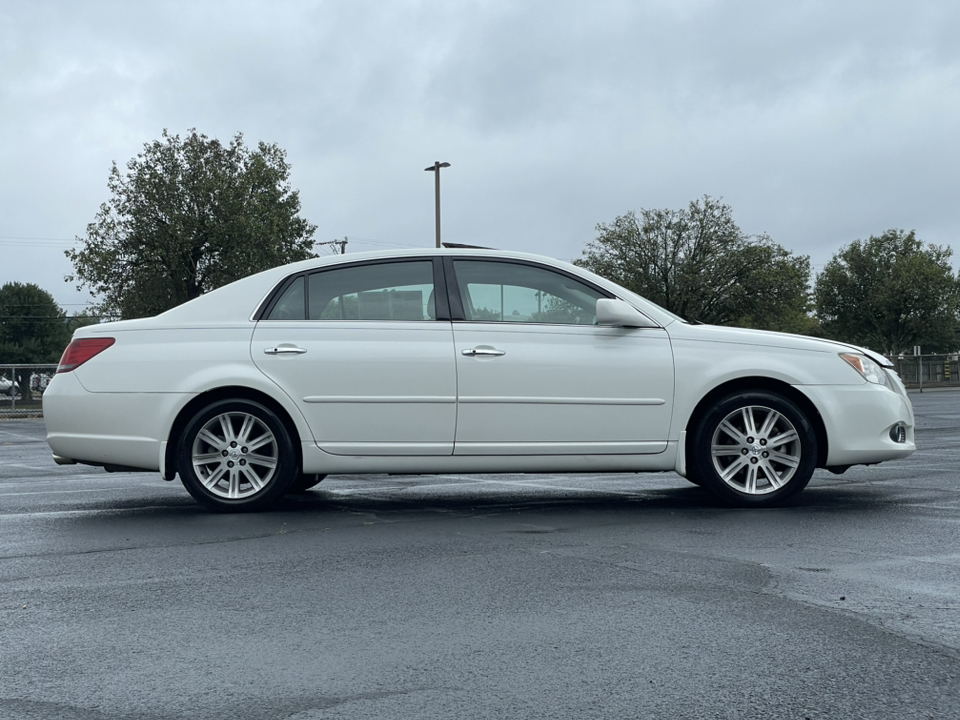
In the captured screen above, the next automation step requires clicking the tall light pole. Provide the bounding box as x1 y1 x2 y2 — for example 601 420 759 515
424 161 450 248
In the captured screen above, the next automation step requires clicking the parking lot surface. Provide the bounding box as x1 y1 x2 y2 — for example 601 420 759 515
1 391 959 719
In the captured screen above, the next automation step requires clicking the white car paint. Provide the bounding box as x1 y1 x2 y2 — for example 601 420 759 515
252 320 458 456
450 322 673 456
43 248 915 510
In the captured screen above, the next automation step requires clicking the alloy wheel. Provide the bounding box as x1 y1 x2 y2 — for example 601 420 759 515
190 411 279 499
709 405 802 495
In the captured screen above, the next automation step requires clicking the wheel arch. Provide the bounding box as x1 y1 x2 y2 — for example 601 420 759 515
684 377 829 468
163 386 304 480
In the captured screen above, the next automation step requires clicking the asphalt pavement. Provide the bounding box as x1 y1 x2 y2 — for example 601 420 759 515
1 391 958 719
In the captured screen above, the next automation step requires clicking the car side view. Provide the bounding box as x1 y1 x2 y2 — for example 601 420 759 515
44 249 915 511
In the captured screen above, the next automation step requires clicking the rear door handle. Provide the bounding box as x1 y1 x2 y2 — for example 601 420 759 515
264 346 307 355
462 347 506 357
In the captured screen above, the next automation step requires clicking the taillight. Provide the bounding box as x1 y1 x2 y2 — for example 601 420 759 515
57 337 116 373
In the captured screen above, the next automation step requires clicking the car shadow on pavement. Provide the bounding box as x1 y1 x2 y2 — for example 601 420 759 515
40 475 927 526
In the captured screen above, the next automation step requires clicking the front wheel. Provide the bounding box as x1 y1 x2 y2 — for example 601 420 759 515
688 391 817 507
176 399 297 512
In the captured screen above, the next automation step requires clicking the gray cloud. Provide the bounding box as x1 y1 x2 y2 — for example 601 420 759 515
2 0 958 309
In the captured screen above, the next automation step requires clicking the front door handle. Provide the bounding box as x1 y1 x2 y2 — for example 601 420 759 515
264 346 308 355
462 347 506 357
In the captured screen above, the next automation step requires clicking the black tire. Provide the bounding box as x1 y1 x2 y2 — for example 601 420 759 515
176 399 297 512
688 391 817 507
288 473 327 493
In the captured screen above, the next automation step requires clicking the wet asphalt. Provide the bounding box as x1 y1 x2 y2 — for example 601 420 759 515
1 391 958 720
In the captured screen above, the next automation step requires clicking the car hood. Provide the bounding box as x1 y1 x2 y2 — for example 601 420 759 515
666 323 892 367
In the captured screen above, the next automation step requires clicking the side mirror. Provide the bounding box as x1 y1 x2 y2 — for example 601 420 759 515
596 298 659 328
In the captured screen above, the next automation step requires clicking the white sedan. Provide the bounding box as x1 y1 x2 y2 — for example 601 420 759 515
44 248 915 511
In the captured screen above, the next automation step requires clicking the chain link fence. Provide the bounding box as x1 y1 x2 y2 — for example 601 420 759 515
0 364 58 417
891 354 960 390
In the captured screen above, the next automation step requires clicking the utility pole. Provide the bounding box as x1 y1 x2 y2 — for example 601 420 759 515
316 238 348 255
424 161 450 248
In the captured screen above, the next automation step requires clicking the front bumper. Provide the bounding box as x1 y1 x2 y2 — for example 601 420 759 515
800 377 916 467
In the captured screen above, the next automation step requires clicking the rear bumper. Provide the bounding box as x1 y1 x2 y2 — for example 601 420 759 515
43 372 190 472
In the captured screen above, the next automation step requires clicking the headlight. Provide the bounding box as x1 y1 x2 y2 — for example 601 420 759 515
840 353 890 387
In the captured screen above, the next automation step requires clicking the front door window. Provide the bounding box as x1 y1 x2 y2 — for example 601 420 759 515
452 260 603 325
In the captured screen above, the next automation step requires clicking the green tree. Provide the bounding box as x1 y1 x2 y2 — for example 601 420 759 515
0 282 70 363
67 129 317 319
0 283 71 400
814 229 960 355
577 196 811 331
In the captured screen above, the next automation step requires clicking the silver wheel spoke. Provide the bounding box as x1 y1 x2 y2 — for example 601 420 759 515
201 465 228 490
193 452 223 466
247 433 274 452
237 414 256 444
218 414 236 444
711 445 743 456
769 450 800 468
197 428 223 449
718 420 746 444
758 410 781 439
228 470 241 498
768 430 799 449
240 465 265 491
741 407 759 437
247 453 277 470
744 465 759 493
719 456 748 482
760 463 783 489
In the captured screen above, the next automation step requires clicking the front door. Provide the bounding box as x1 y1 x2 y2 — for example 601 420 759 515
447 258 674 455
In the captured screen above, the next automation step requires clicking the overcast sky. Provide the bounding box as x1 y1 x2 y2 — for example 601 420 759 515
2 0 958 311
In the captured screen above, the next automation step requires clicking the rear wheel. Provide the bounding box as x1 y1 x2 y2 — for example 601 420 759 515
176 399 296 512
688 391 816 507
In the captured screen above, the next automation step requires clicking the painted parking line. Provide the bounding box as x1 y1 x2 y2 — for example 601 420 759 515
2 463 86 472
0 432 46 442
0 473 143 486
0 485 159 497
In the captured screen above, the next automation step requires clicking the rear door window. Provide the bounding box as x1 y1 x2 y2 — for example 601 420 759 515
265 261 437 321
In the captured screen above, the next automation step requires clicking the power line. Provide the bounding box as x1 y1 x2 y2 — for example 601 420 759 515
344 236 423 249
0 235 75 240
0 235 76 243
0 235 428 251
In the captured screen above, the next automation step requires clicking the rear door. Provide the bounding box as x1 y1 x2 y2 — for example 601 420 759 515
252 258 457 456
